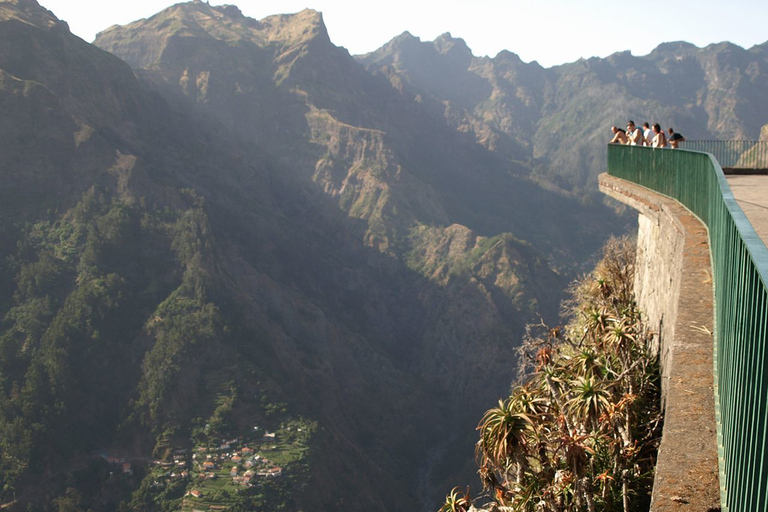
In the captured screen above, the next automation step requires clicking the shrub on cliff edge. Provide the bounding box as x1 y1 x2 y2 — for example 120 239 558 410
441 236 661 512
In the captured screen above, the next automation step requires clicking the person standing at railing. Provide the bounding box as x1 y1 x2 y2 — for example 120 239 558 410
651 123 667 147
627 120 645 145
643 122 653 146
668 128 685 148
610 126 628 144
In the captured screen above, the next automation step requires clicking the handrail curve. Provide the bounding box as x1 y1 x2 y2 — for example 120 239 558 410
607 144 768 512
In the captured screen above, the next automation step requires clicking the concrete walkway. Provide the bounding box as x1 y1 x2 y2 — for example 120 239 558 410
725 174 768 247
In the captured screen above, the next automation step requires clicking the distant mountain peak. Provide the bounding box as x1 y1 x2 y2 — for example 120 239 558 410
0 0 69 32
394 31 418 42
215 3 245 19
260 8 330 46
603 49 640 67
378 31 421 51
655 41 697 52
433 32 473 59
99 2 327 42
358 30 474 68
494 49 522 63
648 41 699 59
96 4 332 70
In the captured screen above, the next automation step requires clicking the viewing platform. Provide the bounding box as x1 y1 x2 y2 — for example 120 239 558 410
686 140 768 175
725 174 768 247
600 143 768 512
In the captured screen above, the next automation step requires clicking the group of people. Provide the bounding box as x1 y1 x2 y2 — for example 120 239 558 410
610 121 686 148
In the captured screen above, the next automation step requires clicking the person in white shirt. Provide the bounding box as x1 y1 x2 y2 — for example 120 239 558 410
642 122 653 146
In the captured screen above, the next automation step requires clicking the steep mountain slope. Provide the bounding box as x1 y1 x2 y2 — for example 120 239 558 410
0 2 426 510
91 5 628 507
0 1 327 510
359 33 768 198
0 2 630 511
95 2 621 266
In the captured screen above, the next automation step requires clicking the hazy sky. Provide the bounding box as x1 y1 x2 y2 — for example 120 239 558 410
41 0 768 68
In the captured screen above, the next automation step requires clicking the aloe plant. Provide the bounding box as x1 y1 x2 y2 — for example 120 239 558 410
439 487 472 512
440 236 661 512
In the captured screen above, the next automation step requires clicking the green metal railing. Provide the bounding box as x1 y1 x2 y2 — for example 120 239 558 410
606 144 768 512
684 140 768 170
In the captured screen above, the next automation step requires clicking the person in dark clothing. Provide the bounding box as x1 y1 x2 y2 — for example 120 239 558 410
668 127 685 148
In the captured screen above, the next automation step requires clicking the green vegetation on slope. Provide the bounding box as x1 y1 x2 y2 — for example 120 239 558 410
0 185 316 511
0 188 175 497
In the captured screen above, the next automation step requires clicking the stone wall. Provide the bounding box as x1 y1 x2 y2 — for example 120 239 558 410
599 173 720 512
634 205 685 402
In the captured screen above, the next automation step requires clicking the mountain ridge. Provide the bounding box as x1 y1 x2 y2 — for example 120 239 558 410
360 30 768 197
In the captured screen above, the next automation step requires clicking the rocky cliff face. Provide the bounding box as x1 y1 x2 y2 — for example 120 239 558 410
95 3 622 267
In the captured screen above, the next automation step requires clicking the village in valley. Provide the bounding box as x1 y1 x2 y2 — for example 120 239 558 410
108 417 314 511
185 430 284 489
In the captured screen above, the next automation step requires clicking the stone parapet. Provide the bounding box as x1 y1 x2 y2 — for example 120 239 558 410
599 173 720 512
